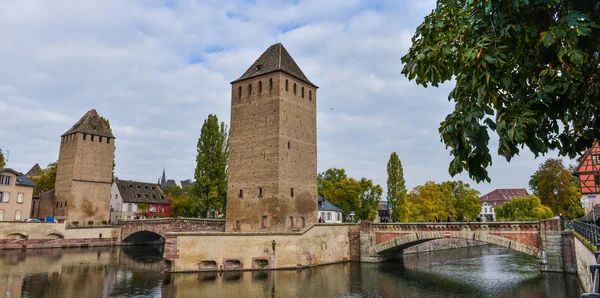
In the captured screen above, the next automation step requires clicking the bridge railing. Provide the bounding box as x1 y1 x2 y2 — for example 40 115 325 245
574 220 600 247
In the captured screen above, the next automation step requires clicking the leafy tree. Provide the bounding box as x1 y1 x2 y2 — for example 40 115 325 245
32 161 57 195
495 195 554 221
169 194 199 217
443 181 481 222
0 148 5 168
101 117 116 181
356 178 383 221
318 168 383 222
318 168 347 197
529 158 584 219
387 152 408 222
407 181 448 222
193 114 229 218
401 0 600 182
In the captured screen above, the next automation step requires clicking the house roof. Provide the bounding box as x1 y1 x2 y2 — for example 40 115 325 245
479 188 529 203
0 168 36 187
25 163 42 177
115 179 169 204
231 43 317 88
61 109 115 138
164 179 177 187
318 196 343 212
573 142 600 175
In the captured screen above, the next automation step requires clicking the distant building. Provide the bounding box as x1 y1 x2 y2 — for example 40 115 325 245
376 202 391 223
180 179 194 188
25 163 42 179
31 189 54 220
572 142 600 215
110 179 170 222
158 168 178 188
479 188 529 221
318 197 342 223
0 168 36 221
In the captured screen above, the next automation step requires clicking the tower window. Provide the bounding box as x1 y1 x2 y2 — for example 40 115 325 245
107 137 110 144
261 216 268 228
301 87 304 98
293 83 297 95
99 136 102 143
290 216 294 228
269 78 273 90
301 217 305 228
309 90 312 102
258 187 263 198
91 135 94 141
258 81 262 95
290 188 294 198
235 220 241 230
83 133 87 140
285 80 288 91
238 86 242 99
287 142 290 150
239 189 243 199
248 83 252 96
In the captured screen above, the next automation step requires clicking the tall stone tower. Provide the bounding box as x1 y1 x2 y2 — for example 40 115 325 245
54 109 115 224
226 43 318 232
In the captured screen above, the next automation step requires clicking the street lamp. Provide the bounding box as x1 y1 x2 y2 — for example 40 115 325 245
553 187 559 216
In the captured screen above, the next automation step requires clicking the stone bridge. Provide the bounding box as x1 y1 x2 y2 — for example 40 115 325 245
360 219 571 272
120 217 225 242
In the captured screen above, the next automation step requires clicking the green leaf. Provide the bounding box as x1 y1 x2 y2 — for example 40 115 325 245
540 31 554 47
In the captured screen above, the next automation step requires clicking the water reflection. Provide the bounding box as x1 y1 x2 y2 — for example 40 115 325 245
0 245 583 298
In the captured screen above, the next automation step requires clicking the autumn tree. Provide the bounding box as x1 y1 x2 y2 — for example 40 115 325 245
318 168 383 222
169 194 199 217
407 181 448 222
529 158 584 219
443 181 481 222
32 162 58 195
387 152 408 222
0 148 5 168
495 195 554 221
402 0 600 182
193 114 229 218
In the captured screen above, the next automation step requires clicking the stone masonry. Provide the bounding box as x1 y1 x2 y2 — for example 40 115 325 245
226 43 318 232
54 109 115 224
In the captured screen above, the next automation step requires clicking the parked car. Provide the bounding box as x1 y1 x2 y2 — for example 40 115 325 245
25 218 42 222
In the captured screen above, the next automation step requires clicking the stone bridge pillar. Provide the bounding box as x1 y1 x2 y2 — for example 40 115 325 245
359 221 397 262
539 219 574 273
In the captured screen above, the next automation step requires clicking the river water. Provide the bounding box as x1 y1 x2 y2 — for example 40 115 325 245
0 244 582 298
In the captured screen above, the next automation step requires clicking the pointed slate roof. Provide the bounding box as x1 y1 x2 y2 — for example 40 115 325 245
232 43 317 88
25 163 42 177
61 109 115 138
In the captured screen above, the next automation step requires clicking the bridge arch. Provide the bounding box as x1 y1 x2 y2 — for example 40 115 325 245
373 231 539 258
122 230 165 244
46 233 64 239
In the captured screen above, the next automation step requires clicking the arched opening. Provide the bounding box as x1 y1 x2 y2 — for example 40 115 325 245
6 233 27 240
46 233 64 239
123 231 165 245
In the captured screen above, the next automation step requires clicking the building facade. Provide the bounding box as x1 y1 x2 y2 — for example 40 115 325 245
54 109 115 224
225 43 318 232
479 188 529 221
573 142 600 214
0 168 35 221
110 179 170 222
318 196 343 223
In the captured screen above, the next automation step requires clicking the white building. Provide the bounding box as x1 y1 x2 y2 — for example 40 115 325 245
318 196 343 223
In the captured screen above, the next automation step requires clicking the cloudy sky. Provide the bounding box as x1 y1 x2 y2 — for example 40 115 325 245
0 0 570 196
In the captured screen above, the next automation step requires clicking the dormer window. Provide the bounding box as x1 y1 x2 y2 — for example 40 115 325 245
255 64 261 71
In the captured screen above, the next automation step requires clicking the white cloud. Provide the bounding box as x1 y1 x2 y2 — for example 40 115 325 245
0 0 566 197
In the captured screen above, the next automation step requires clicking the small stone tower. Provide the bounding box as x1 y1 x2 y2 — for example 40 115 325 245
54 109 115 223
226 43 318 232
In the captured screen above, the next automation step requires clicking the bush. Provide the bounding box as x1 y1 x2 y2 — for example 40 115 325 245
87 220 94 226
71 221 79 227
101 220 108 225
495 195 554 221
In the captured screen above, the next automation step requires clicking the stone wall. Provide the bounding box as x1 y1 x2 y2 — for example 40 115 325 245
120 218 225 241
165 224 358 272
0 222 66 239
0 222 120 249
574 235 596 292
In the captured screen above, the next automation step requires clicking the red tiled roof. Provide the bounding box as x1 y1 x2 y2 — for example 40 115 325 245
479 188 529 204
